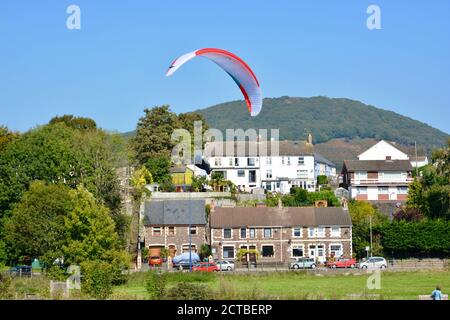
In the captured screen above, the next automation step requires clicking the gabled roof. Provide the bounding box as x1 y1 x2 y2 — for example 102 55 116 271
314 153 336 167
357 140 409 159
343 160 413 172
210 207 351 228
143 199 206 226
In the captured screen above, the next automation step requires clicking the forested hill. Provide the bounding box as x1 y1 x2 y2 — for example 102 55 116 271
194 96 449 150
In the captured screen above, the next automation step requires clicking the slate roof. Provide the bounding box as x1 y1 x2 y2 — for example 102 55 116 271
210 207 351 228
343 160 413 172
314 153 336 167
143 200 206 226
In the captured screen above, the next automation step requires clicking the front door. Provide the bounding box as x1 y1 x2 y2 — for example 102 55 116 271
309 245 325 263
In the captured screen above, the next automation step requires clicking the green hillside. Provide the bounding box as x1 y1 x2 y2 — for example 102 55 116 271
195 96 449 150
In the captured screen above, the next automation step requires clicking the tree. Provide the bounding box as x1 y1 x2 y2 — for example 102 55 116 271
317 175 328 186
3 181 72 266
80 260 114 299
0 126 19 154
191 175 208 192
348 201 387 258
393 207 424 222
130 166 153 199
49 114 97 130
145 156 171 183
209 172 225 192
62 186 129 273
0 123 126 237
146 270 167 300
131 106 180 165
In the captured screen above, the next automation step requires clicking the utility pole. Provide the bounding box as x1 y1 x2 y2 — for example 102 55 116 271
369 215 373 258
415 141 419 177
189 192 192 272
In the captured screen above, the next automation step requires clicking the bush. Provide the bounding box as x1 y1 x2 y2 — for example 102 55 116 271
146 271 167 300
0 273 13 299
80 260 114 299
317 175 328 185
166 282 210 300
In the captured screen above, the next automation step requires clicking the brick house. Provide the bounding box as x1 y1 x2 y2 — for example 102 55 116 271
341 160 413 201
142 199 207 258
210 206 352 263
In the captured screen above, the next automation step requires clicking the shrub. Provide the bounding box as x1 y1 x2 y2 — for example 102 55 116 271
0 273 13 299
80 260 114 299
166 282 210 300
146 271 167 300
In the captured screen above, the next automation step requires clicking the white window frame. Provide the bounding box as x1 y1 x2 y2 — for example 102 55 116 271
222 245 235 259
291 244 305 258
261 244 275 258
152 227 162 236
378 186 389 194
330 227 341 237
249 228 256 239
266 170 272 179
188 226 198 235
223 228 233 239
167 226 176 236
239 228 247 239
397 186 408 194
229 158 233 166
214 158 222 166
266 157 272 165
237 170 245 177
298 157 305 165
329 244 343 258
263 228 272 239
317 227 325 238
292 227 303 238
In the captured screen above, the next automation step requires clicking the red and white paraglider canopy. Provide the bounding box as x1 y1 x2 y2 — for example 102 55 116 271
166 48 262 117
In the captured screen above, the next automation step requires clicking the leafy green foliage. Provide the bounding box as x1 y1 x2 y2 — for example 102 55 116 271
317 175 328 185
0 123 127 237
0 126 19 154
199 244 211 260
348 201 387 258
379 220 450 258
195 96 449 149
145 156 171 183
80 260 114 299
166 282 210 300
49 114 97 130
271 187 340 207
145 271 167 300
3 181 72 266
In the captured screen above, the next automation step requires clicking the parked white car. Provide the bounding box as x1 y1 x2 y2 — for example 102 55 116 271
216 260 235 271
359 257 387 269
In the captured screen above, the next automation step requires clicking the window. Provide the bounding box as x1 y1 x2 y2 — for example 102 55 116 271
235 158 239 166
168 226 175 236
292 246 304 258
266 157 272 165
287 157 291 165
317 227 325 237
237 170 245 177
297 170 308 178
265 183 272 191
330 227 340 237
266 170 272 179
397 186 408 194
355 171 368 180
229 158 233 166
298 157 305 165
249 170 256 183
223 228 232 239
262 245 274 257
214 158 222 166
386 156 392 160
292 227 302 237
330 245 343 258
223 246 234 259
247 158 255 166
240 228 247 239
249 228 256 239
152 227 162 236
182 244 197 253
308 227 315 238
189 226 197 235
378 186 389 194
356 187 367 195
381 171 402 179
281 157 285 165
263 228 272 238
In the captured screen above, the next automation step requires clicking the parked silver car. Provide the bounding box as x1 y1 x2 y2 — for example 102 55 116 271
216 260 235 271
358 257 387 269
290 257 316 269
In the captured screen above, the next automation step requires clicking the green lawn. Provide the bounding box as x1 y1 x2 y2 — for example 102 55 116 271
114 270 450 300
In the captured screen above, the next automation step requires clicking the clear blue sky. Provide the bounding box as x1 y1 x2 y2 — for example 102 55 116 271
1 0 449 134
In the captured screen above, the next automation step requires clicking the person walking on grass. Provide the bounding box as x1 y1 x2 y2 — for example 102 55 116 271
431 286 443 300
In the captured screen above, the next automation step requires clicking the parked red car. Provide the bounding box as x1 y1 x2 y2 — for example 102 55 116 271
192 262 219 272
149 256 163 266
326 258 357 268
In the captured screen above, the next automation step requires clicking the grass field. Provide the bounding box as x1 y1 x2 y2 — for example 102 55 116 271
114 269 450 300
